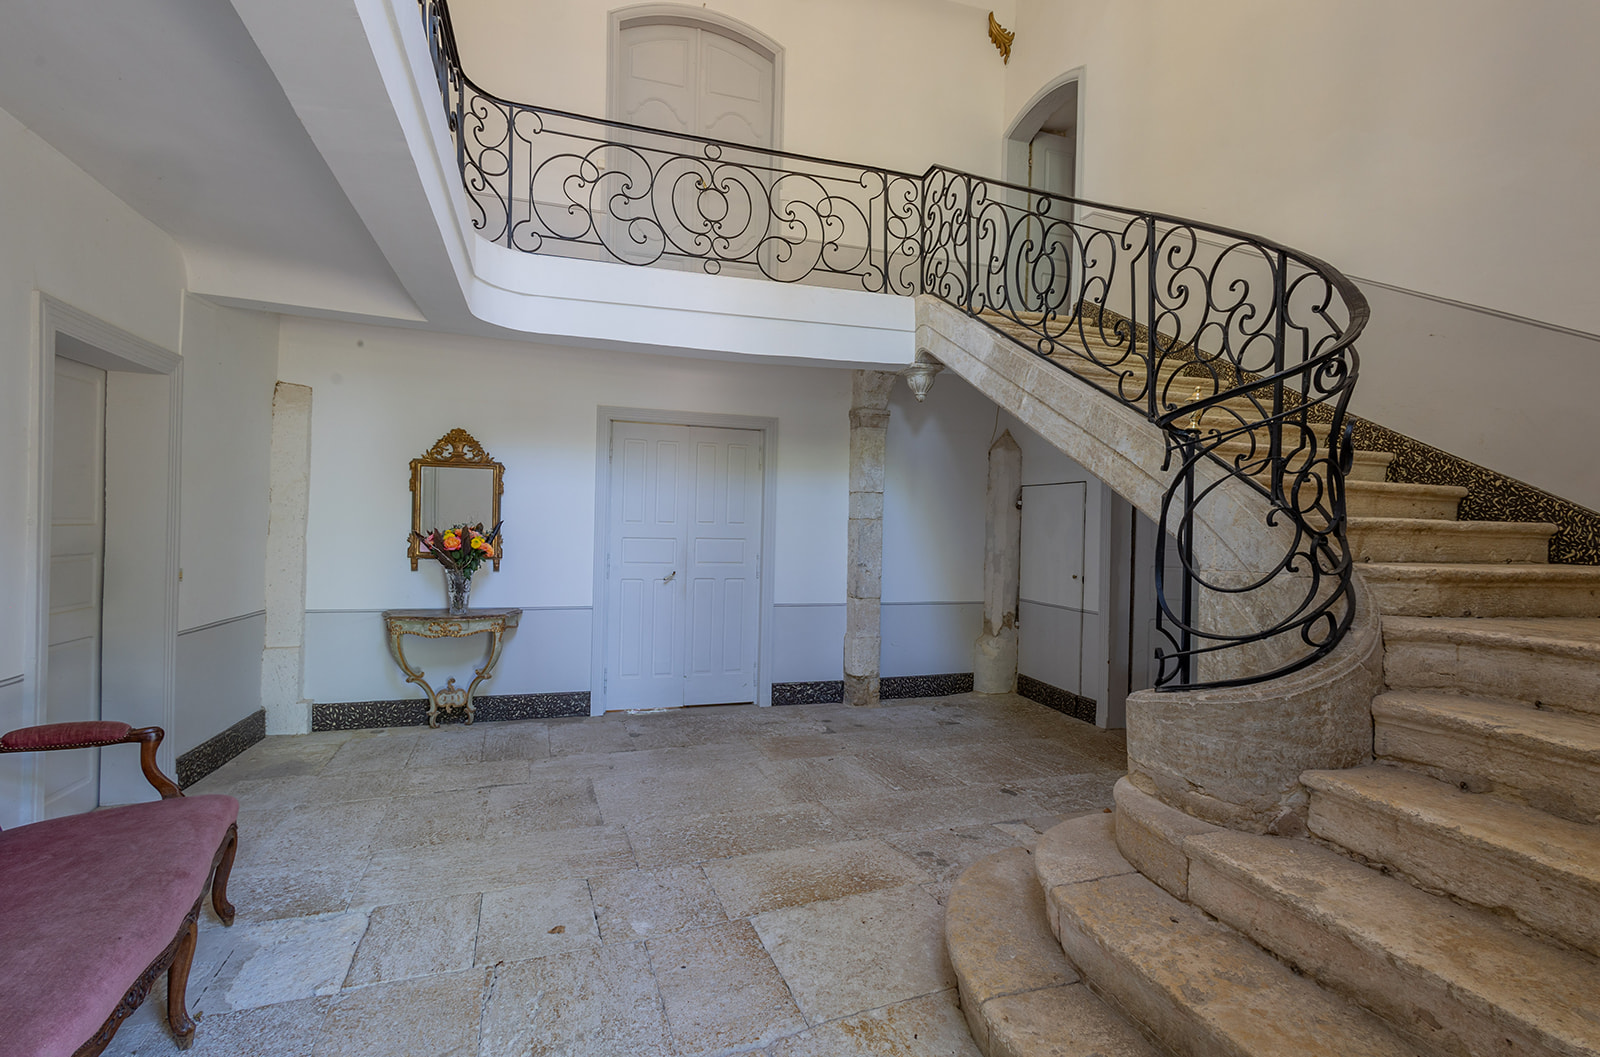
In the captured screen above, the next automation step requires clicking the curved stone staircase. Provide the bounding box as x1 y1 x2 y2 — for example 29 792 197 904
944 328 1600 1056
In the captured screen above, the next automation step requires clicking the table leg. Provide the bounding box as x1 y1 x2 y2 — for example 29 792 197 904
386 625 442 728
464 627 509 726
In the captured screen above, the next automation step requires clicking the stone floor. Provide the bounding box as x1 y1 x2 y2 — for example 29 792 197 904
107 693 1126 1057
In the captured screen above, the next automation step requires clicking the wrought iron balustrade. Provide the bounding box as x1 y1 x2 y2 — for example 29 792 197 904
418 0 1368 692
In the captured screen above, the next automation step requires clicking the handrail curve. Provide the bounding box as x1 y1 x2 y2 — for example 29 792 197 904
418 0 1369 691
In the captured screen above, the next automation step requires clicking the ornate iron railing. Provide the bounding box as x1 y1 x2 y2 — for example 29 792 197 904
418 0 1368 692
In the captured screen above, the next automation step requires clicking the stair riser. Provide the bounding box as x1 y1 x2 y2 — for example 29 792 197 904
1384 639 1600 715
1366 577 1600 618
1307 789 1600 957
1346 491 1463 520
1187 860 1556 1057
1349 525 1551 564
1374 718 1600 823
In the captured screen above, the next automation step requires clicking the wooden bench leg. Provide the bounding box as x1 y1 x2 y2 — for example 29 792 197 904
166 918 198 1049
211 822 238 926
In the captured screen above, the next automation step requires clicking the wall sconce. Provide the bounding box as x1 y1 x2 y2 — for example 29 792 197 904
900 354 945 402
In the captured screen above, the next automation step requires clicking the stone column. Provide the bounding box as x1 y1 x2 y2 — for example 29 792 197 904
261 382 315 735
974 431 1023 693
844 370 896 706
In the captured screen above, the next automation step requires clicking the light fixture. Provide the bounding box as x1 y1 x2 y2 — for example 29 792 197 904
900 355 944 402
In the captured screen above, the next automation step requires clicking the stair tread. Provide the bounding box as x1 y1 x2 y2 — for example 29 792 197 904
1186 830 1600 1053
1373 689 1600 760
948 840 1162 1057
1363 561 1600 581
1304 764 1600 885
1348 516 1559 535
1382 615 1600 654
1346 480 1468 498
1045 821 1417 1057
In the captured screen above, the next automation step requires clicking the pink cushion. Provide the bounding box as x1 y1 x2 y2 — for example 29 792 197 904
0 795 239 1057
0 722 134 752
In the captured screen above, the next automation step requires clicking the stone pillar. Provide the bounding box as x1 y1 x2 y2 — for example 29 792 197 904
261 382 315 735
844 370 895 706
974 431 1023 694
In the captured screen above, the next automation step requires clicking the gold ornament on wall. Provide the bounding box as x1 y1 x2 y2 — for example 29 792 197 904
988 12 1015 64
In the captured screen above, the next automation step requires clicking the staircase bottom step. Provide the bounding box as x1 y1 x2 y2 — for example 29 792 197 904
1041 817 1416 1057
947 840 1160 1057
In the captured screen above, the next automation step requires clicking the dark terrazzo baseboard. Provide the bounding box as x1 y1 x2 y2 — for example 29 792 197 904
772 672 975 706
1018 674 1097 724
177 708 266 788
312 692 590 731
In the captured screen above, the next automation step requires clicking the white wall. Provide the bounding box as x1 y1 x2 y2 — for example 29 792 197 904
0 105 187 826
448 0 1012 178
1006 0 1600 510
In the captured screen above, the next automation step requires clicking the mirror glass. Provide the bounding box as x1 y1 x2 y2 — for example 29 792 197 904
409 429 504 570
419 465 495 530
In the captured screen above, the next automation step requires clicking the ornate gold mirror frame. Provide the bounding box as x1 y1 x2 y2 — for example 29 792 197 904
408 428 504 570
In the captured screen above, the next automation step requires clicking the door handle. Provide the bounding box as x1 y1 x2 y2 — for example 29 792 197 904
661 571 676 584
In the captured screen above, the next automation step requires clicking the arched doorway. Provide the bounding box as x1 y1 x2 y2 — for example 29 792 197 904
1003 71 1083 203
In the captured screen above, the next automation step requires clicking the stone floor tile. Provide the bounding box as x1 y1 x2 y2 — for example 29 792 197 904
627 803 855 869
757 755 894 801
882 823 1029 883
703 839 934 917
345 894 480 986
593 765 793 821
620 710 757 750
203 911 369 1012
406 729 487 768
107 996 333 1056
548 717 636 756
208 739 340 782
368 789 490 852
592 865 728 942
480 721 551 761
485 777 603 831
649 920 806 1054
821 784 1048 836
849 746 961 792
1009 772 1121 816
476 879 600 965
765 991 981 1057
479 943 674 1057
228 862 365 923
396 759 530 794
353 825 634 905
237 799 389 872
319 732 423 776
747 732 857 760
315 969 490 1057
753 883 955 1024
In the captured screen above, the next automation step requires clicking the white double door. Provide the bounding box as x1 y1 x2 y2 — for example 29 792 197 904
605 422 763 710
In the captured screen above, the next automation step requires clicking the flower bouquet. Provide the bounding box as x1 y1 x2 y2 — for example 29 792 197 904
414 521 502 614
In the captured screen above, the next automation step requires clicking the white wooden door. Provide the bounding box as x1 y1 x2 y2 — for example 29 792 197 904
616 22 774 147
1018 482 1089 696
45 357 107 817
605 422 763 710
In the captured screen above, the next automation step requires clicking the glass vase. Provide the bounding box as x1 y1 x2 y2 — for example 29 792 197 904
443 565 472 615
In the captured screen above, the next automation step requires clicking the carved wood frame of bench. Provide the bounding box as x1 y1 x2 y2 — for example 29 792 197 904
0 723 240 1054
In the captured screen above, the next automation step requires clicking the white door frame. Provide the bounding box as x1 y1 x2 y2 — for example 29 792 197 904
1002 69 1086 206
30 293 181 817
591 407 777 715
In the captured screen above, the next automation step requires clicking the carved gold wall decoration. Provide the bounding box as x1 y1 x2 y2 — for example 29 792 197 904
988 11 1014 64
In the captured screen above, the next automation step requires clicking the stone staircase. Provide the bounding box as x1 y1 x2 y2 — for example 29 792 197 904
945 337 1600 1056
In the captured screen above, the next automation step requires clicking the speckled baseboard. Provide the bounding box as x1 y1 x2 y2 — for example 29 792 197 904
771 673 975 706
312 692 590 731
1018 675 1097 724
177 708 266 788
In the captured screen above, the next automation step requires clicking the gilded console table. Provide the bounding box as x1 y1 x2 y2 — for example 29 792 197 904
381 608 522 727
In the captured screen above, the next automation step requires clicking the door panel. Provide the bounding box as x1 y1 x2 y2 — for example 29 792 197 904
605 421 763 710
45 357 106 818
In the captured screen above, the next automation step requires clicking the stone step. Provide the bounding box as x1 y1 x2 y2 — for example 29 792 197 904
1372 690 1600 823
1204 443 1392 484
1039 817 1419 1057
1361 562 1600 617
1345 480 1466 520
947 838 1163 1057
1304 764 1600 956
1184 829 1600 1057
1382 616 1600 713
1349 517 1556 564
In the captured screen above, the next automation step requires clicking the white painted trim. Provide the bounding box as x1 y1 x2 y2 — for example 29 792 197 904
606 3 786 151
591 406 780 715
33 293 182 816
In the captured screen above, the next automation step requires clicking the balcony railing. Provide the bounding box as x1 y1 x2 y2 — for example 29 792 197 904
418 0 1369 692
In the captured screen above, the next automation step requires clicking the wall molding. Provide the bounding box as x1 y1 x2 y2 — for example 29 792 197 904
179 609 266 637
1018 674 1097 724
0 674 23 690
176 708 266 788
312 692 589 731
772 672 974 706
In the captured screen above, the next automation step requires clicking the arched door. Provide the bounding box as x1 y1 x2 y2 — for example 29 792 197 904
613 18 776 148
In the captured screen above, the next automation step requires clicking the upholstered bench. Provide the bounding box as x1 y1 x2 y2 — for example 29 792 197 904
0 722 240 1056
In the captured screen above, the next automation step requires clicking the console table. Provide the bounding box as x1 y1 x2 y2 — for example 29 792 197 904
381 608 522 727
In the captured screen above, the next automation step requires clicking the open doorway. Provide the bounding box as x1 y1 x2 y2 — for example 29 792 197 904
1003 73 1082 200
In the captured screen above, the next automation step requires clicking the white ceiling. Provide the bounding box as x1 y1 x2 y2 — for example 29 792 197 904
0 0 419 320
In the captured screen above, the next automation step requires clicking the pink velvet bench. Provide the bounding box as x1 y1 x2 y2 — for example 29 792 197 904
0 722 240 1057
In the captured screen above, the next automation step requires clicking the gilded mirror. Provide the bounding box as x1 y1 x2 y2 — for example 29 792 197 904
409 429 504 570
